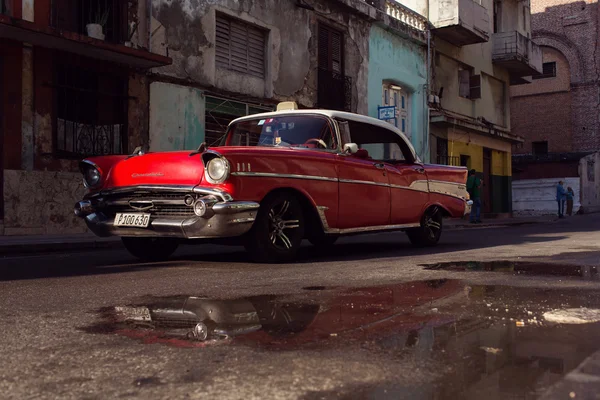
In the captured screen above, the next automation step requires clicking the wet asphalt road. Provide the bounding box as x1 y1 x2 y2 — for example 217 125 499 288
1 215 600 400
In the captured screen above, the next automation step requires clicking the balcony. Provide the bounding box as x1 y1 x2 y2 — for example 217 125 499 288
384 0 428 31
317 67 352 112
429 0 490 46
492 31 543 78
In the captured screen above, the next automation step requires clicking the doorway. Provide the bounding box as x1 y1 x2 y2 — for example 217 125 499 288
483 148 492 214
0 56 4 220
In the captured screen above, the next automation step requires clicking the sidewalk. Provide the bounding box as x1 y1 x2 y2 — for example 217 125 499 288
0 215 560 256
446 214 559 230
0 233 121 255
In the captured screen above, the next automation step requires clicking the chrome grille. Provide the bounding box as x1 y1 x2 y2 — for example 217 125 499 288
100 192 195 218
107 205 195 218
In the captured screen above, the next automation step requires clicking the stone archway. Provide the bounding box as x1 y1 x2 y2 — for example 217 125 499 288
532 32 586 83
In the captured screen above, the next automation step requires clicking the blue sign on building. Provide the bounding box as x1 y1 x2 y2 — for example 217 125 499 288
378 106 396 120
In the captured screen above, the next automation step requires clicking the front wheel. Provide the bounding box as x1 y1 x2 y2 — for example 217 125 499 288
244 193 305 263
121 237 179 261
406 206 443 247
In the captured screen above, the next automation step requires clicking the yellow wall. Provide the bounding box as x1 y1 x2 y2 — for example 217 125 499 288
446 129 512 176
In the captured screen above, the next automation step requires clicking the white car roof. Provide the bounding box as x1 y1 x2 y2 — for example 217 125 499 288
229 109 419 162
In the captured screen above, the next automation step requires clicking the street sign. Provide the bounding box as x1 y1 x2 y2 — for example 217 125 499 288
378 106 396 120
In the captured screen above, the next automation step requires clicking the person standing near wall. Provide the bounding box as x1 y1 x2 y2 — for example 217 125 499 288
566 186 575 216
467 169 482 224
556 181 567 218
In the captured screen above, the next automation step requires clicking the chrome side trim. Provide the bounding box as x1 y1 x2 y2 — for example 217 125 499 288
326 223 421 235
428 180 469 201
339 178 388 187
316 206 330 231
231 172 337 182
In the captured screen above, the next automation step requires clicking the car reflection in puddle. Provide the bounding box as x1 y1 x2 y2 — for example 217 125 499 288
423 260 600 280
85 279 600 399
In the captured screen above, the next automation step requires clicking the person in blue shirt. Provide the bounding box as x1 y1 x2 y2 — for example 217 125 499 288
556 181 567 218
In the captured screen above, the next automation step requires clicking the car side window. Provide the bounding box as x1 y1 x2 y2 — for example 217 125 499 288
344 120 414 164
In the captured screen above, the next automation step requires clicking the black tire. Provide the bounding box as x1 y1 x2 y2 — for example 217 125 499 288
121 237 179 261
406 206 443 247
244 193 305 263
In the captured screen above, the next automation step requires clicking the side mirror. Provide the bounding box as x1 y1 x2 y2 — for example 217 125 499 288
343 143 358 155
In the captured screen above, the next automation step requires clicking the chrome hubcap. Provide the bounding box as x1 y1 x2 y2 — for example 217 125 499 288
424 207 442 240
268 200 300 250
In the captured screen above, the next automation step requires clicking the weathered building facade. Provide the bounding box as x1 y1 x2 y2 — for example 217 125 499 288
427 0 542 216
0 0 430 236
510 0 599 215
148 0 430 159
0 0 171 235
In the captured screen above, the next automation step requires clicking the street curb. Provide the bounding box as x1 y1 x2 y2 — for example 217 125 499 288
446 220 553 230
0 240 123 256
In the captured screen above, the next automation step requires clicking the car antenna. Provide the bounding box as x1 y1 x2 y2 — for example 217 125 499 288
189 142 207 157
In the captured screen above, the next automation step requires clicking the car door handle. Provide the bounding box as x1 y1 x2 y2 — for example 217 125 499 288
413 167 425 174
373 163 385 170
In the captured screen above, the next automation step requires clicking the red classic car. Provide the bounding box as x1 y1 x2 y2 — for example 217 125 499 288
74 102 472 262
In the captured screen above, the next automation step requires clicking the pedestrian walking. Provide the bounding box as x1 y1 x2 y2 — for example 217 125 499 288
467 169 482 223
567 186 575 216
556 181 567 218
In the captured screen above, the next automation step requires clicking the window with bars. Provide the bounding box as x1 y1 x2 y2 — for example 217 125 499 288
204 95 273 146
54 63 127 157
533 62 557 80
215 14 267 78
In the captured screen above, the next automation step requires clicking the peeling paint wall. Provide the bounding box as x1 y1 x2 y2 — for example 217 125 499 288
3 170 88 235
368 24 428 161
149 82 205 151
149 0 370 112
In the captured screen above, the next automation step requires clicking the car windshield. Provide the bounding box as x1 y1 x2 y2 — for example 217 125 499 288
222 115 337 150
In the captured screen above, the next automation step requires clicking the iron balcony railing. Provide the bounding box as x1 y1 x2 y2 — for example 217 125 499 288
50 0 128 44
317 67 352 112
437 155 461 166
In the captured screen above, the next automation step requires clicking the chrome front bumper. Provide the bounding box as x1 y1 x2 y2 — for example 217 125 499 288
464 200 474 216
75 186 259 239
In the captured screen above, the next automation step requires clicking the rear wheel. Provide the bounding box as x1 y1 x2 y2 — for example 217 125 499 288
244 193 305 263
121 237 179 261
406 206 443 247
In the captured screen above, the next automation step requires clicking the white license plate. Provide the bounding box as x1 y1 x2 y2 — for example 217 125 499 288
113 213 151 228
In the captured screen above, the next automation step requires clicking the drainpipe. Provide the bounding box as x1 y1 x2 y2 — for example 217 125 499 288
423 28 431 163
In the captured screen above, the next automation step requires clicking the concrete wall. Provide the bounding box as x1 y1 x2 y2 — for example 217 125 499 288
510 0 600 155
579 152 600 213
3 170 87 235
150 0 370 113
512 177 580 216
433 0 512 129
367 24 428 161
149 82 205 152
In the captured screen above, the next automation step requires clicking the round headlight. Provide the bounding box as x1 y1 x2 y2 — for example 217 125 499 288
84 167 101 188
206 158 229 183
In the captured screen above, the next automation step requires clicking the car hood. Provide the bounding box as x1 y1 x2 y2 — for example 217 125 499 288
105 151 204 188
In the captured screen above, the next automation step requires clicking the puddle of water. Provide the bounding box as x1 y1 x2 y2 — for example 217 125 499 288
84 280 600 399
423 261 600 280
